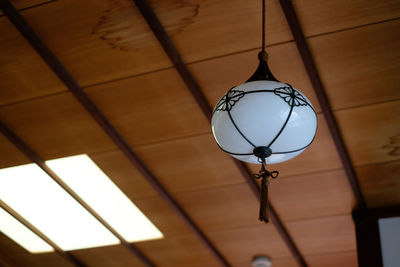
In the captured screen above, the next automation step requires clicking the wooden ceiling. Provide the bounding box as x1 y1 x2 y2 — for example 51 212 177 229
0 0 399 266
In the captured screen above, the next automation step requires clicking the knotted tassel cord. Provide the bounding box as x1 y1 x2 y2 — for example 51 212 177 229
254 158 278 223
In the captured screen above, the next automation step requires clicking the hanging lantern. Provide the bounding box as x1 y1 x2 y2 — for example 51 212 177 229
210 1 317 223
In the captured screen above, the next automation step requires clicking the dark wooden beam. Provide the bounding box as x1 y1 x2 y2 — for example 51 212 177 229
0 240 18 267
132 0 308 266
0 1 229 266
0 200 88 267
279 0 366 208
352 208 385 267
133 0 212 121
0 120 155 267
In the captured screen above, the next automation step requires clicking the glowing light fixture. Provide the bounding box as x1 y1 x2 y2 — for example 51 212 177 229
0 207 54 253
46 154 163 242
0 163 119 251
0 154 163 253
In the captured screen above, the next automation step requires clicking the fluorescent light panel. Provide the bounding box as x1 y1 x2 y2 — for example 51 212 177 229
0 163 119 251
46 154 163 242
0 155 163 253
0 207 54 253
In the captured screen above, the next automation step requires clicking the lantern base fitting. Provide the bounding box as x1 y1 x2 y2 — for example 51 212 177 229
253 146 272 159
254 156 278 223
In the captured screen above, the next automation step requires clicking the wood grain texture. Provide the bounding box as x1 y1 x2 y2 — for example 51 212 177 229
309 19 400 110
190 42 320 112
305 251 358 267
174 183 258 231
286 215 356 255
0 0 52 15
0 17 65 106
0 93 116 159
0 233 74 267
135 133 244 193
10 0 52 9
1 0 289 90
207 224 293 261
71 245 145 267
293 0 400 37
232 257 297 267
135 234 219 267
0 132 30 168
84 68 210 147
233 252 358 267
248 114 342 177
159 0 292 62
133 196 193 237
89 150 157 199
356 160 400 208
18 0 171 86
270 169 356 221
335 100 400 166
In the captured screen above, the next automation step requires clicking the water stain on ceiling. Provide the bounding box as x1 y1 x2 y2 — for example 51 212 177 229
92 0 199 51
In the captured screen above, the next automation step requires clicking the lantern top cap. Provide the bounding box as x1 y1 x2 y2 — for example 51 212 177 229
258 50 268 62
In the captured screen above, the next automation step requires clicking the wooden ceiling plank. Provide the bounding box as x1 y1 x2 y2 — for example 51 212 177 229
0 17 66 106
0 232 75 267
0 200 88 267
308 19 400 110
232 257 297 267
335 101 400 166
0 245 18 267
0 92 117 160
133 133 245 194
279 0 366 208
133 0 308 266
2 0 398 106
269 169 356 221
133 0 212 120
173 172 355 230
0 1 230 265
135 234 220 267
304 250 358 267
285 214 357 256
71 245 146 267
0 120 155 266
88 150 158 199
83 68 210 147
356 160 400 208
292 0 400 38
206 224 294 262
0 0 52 16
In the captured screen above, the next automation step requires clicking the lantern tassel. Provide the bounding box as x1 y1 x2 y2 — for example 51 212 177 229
254 158 278 223
259 176 269 222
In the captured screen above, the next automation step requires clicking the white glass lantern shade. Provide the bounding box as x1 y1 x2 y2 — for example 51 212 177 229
211 81 317 164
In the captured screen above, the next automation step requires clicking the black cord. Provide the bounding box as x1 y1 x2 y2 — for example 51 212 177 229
262 0 266 51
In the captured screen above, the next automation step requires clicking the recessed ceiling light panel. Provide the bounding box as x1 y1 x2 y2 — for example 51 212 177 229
0 207 54 253
45 154 163 242
0 163 119 251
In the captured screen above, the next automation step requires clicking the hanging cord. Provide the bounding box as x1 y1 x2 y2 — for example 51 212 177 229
254 158 278 223
262 0 266 51
246 0 276 82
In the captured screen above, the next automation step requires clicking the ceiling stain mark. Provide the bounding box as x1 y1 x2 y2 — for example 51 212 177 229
92 0 199 52
382 133 400 156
